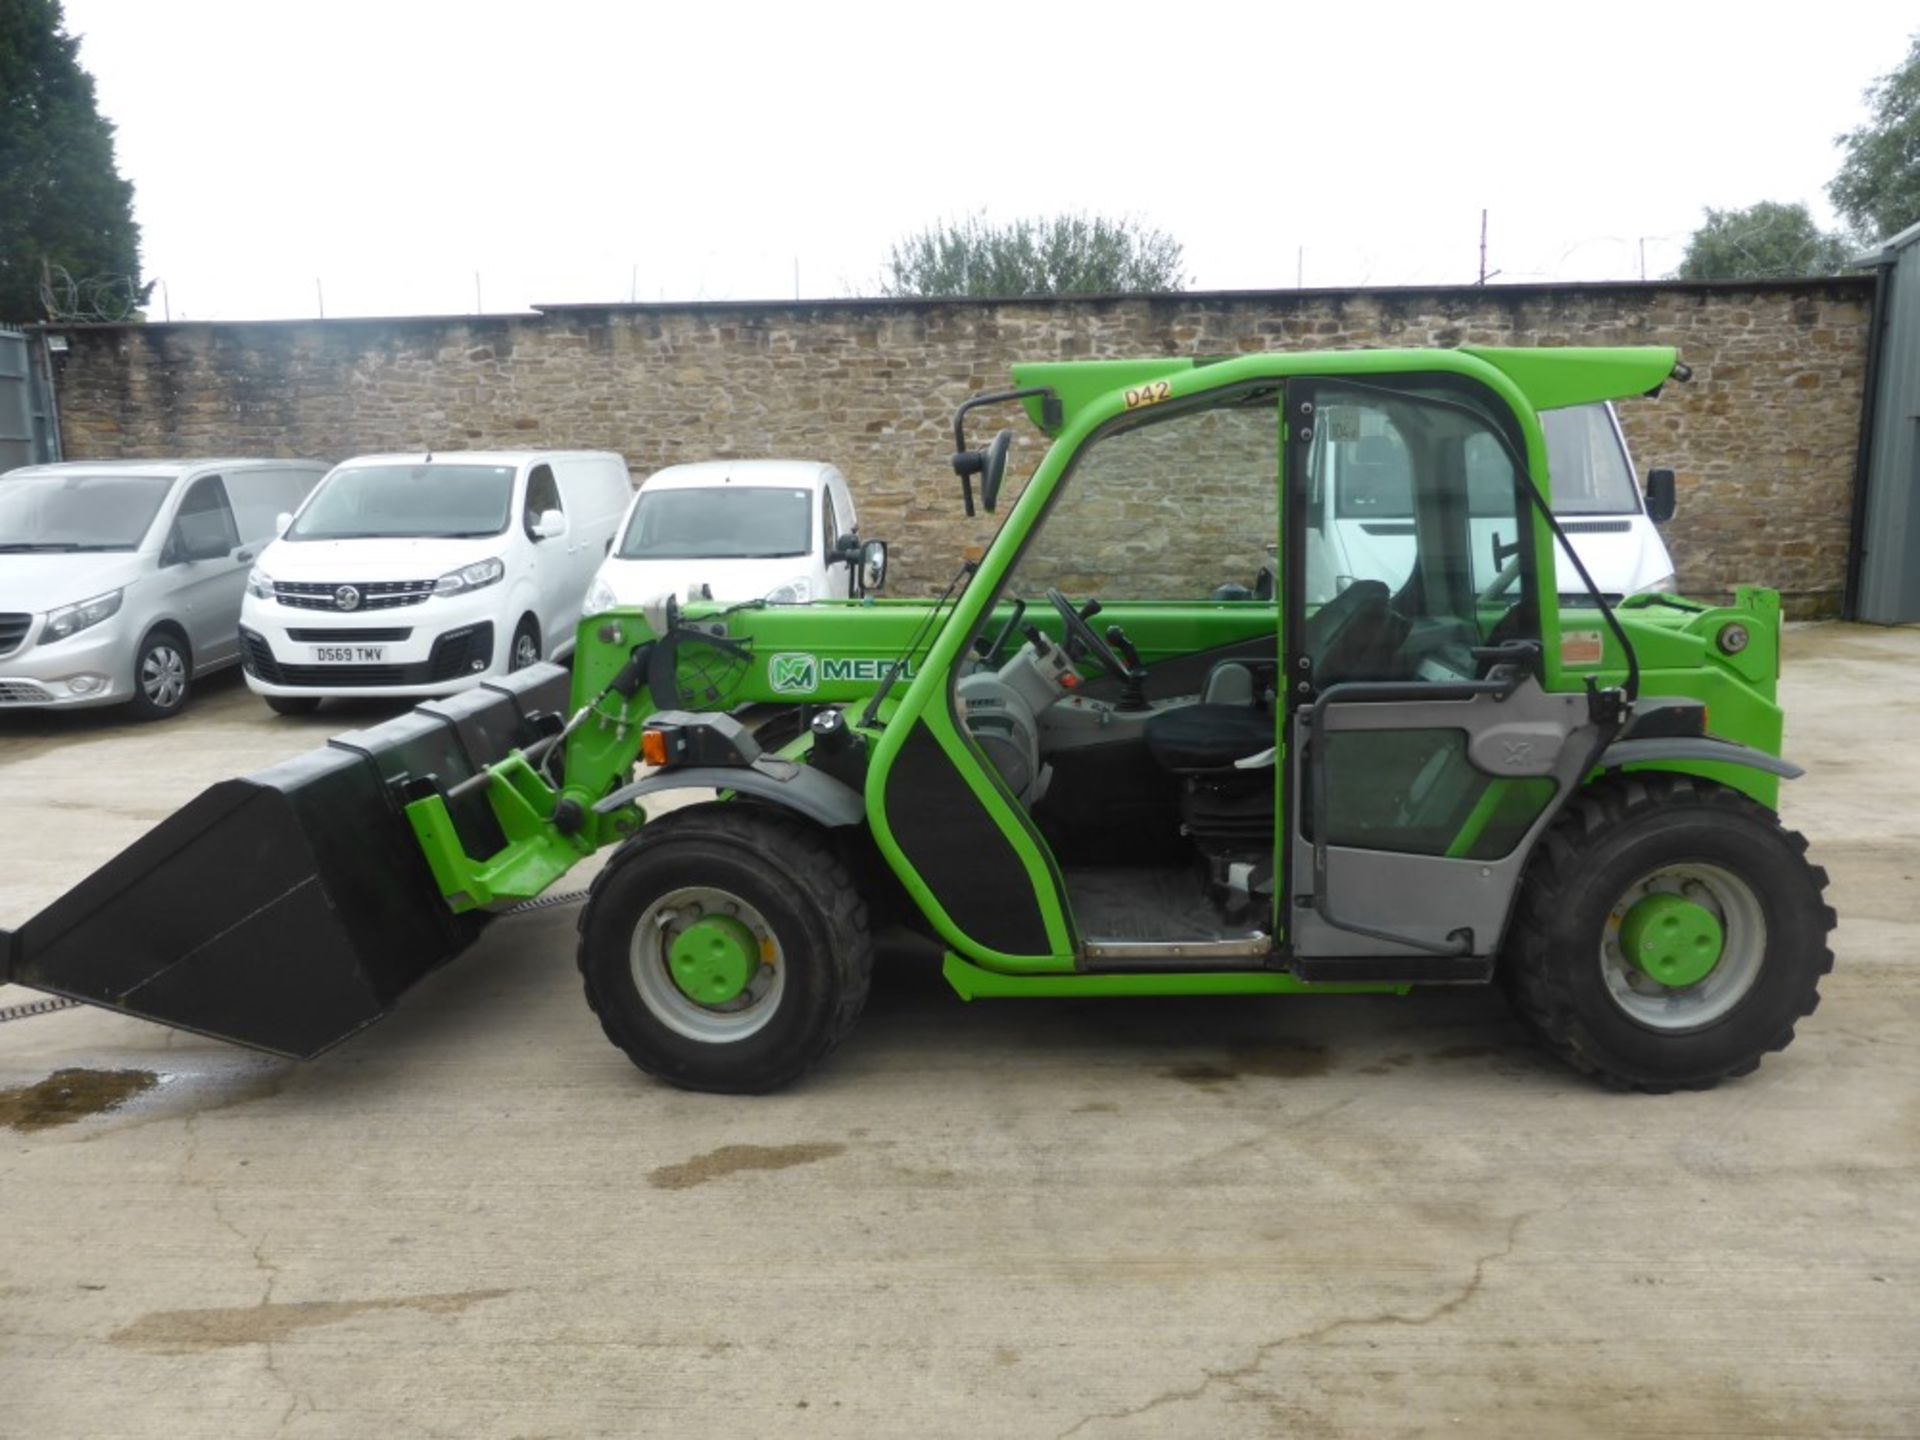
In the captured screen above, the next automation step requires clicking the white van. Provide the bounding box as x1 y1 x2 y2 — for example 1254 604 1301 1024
239 450 630 713
0 458 328 718
1303 401 1677 604
584 459 888 614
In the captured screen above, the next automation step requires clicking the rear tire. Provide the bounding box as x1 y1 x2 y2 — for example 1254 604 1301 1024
577 803 873 1093
264 694 322 716
127 628 191 721
1501 774 1835 1092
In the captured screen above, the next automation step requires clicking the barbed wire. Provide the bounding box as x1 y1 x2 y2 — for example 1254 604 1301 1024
38 264 141 323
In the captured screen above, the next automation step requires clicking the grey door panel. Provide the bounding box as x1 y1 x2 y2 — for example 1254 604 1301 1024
1290 678 1600 959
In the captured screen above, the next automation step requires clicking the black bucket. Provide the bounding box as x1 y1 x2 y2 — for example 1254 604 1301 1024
0 665 570 1058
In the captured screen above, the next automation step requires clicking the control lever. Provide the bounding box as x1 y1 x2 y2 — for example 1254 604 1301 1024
1105 625 1146 677
1105 624 1152 713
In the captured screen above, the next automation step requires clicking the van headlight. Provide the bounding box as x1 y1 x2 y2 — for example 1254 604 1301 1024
246 567 274 600
433 557 506 596
584 576 616 616
765 577 813 605
1642 573 1679 595
43 590 123 643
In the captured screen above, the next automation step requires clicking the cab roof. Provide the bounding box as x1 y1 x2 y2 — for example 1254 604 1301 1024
1008 346 1681 438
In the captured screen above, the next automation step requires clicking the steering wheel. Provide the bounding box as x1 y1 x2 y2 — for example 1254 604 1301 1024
1045 588 1134 679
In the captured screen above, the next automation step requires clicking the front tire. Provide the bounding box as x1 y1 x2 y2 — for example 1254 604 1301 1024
577 804 873 1093
127 628 191 721
509 617 541 672
1502 775 1835 1091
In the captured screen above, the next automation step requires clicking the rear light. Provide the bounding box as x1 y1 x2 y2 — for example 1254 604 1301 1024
641 730 669 767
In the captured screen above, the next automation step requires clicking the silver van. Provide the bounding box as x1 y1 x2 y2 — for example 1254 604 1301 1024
0 458 329 718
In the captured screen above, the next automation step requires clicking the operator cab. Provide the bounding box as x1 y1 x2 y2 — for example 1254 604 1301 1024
953 374 1549 954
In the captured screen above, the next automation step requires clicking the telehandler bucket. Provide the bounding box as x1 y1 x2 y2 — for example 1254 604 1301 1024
0 665 570 1058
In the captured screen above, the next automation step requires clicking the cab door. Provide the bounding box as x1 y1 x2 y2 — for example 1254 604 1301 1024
1283 377 1600 972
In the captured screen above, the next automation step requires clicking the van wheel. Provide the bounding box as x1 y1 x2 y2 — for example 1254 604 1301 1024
128 628 191 721
510 618 541 671
264 695 322 716
577 804 873 1093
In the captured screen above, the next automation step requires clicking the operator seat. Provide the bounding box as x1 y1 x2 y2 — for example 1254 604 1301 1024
1144 580 1399 774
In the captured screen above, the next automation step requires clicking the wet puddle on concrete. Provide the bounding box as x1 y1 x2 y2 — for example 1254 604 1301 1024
0 1068 159 1131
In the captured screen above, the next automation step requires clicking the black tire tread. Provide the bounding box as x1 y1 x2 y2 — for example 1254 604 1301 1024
576 802 873 1092
1502 773 1836 1093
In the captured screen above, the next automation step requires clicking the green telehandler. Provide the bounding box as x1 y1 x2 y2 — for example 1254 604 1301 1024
1 345 1835 1093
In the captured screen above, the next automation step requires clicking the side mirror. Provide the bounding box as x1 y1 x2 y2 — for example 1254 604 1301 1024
979 430 1012 514
1645 468 1676 524
831 531 862 562
535 508 567 541
274 511 293 537
858 539 889 594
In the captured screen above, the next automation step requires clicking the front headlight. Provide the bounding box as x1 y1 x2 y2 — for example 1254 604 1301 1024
433 557 506 596
765 576 813 606
43 589 123 643
583 576 616 616
1642 573 1679 595
246 567 274 600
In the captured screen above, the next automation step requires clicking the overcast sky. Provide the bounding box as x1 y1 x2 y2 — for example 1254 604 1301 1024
55 0 1919 321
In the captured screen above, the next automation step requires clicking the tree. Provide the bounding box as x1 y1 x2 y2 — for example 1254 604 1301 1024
882 214 1185 297
1829 32 1920 244
0 0 146 323
1675 202 1853 281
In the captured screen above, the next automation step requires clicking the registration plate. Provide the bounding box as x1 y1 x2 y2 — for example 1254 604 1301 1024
311 645 387 663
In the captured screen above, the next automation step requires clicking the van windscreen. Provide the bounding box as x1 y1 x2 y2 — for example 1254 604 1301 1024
1540 405 1642 516
0 472 176 550
620 487 811 560
287 465 516 541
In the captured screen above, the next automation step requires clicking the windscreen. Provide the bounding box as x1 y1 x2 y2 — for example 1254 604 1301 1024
287 465 516 541
1540 405 1641 515
1327 402 1640 519
618 486 811 559
0 472 176 550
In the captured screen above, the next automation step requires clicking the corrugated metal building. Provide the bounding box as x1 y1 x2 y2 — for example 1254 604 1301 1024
1849 220 1920 624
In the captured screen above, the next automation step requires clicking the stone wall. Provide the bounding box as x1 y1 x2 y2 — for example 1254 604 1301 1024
42 279 1873 616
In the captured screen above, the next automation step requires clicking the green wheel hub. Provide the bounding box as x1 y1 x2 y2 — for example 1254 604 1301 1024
1619 892 1724 988
668 915 761 1005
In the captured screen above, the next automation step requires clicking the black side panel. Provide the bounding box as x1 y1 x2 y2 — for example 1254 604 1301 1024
883 721 1052 956
0 663 571 1058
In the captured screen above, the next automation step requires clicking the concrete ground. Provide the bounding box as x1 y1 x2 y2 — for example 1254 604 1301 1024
1 629 1915 1439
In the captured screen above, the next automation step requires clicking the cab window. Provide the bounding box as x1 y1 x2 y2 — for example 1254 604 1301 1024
169 476 240 561
524 464 563 539
1299 380 1534 686
1004 391 1280 602
821 486 842 559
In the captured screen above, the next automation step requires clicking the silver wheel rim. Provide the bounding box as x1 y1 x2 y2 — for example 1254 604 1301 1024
512 630 539 670
141 644 187 710
629 885 785 1043
1599 861 1767 1032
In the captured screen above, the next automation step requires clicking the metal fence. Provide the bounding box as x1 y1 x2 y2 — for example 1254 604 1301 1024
0 328 60 473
